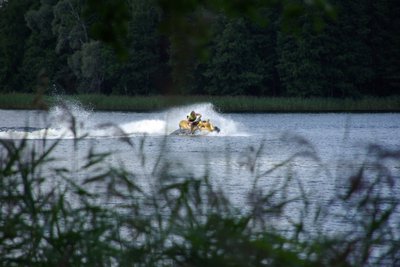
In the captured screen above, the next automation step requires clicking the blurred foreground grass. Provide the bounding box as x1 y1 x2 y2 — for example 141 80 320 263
1 93 399 112
0 104 399 266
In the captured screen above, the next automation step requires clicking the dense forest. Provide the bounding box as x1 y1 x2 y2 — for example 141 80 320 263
0 0 399 97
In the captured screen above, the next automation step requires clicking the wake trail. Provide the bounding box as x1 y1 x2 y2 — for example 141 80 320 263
0 101 248 139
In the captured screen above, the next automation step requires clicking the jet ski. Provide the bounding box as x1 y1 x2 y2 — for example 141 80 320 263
170 119 220 135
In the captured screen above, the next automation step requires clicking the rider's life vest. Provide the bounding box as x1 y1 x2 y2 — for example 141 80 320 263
188 113 196 122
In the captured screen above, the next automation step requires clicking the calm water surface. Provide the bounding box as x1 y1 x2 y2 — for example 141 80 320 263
1 105 399 206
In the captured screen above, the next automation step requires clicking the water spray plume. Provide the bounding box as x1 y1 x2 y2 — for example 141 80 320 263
0 100 247 139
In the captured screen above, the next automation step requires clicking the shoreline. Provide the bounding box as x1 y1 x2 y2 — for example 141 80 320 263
0 93 399 113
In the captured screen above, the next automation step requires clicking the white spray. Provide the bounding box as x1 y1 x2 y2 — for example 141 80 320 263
0 101 247 139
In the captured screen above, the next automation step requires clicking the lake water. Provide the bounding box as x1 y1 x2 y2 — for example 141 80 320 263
1 102 399 201
1 102 400 264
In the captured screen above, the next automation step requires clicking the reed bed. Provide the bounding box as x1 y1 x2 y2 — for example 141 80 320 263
0 93 399 112
0 93 48 109
211 96 400 112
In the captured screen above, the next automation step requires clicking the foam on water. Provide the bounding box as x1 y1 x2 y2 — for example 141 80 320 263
120 120 167 135
0 101 247 139
0 99 92 139
163 102 247 136
115 102 247 136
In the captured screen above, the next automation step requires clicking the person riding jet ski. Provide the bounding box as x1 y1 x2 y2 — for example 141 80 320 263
187 111 202 134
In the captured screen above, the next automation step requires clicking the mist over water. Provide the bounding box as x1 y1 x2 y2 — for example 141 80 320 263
0 100 245 139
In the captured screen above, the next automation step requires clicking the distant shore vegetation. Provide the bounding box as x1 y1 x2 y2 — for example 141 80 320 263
0 93 399 113
0 0 399 99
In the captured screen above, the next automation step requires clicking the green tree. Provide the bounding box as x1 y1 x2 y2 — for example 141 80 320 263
50 0 91 93
112 0 169 95
2 0 398 97
68 40 115 93
204 18 266 95
276 0 377 98
363 0 400 95
0 0 37 92
330 0 374 97
251 9 281 96
276 20 329 97
22 0 59 93
52 0 88 53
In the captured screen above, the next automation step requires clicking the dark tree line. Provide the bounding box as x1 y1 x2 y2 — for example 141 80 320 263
0 0 399 97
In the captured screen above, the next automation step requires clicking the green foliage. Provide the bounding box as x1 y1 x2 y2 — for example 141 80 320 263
52 0 88 52
204 18 265 95
85 0 130 59
277 27 329 97
0 0 37 92
363 0 400 95
112 0 169 95
0 0 399 97
68 41 114 94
